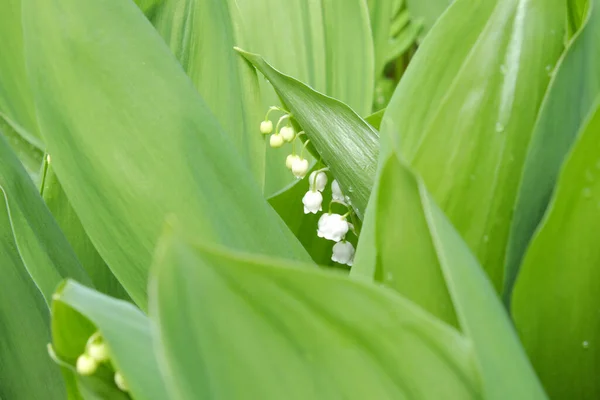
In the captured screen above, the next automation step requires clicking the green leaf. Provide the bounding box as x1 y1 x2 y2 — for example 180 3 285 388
0 112 44 183
22 0 311 309
0 134 91 303
152 0 265 188
52 280 169 400
567 0 589 37
150 232 482 399
362 154 546 399
512 101 600 400
41 161 130 301
405 0 451 37
237 49 379 220
365 108 386 130
382 0 566 292
0 205 65 399
0 0 40 139
368 0 396 78
504 0 600 300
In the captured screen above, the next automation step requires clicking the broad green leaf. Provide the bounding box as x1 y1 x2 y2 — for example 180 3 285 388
51 280 169 400
232 0 374 195
368 0 396 78
0 0 39 139
238 49 379 220
512 102 600 399
0 112 44 182
0 134 91 303
504 0 600 299
0 205 65 399
22 0 311 309
383 0 566 292
405 0 451 36
41 161 130 301
363 154 546 399
568 0 589 37
150 233 482 399
152 0 264 187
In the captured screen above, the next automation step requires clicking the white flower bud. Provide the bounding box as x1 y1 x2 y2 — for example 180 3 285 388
331 180 345 202
291 158 309 178
280 126 295 142
260 120 273 134
87 342 109 362
309 171 327 192
269 134 284 148
286 154 300 169
302 190 323 214
76 354 98 376
114 371 129 392
332 241 355 266
317 213 349 242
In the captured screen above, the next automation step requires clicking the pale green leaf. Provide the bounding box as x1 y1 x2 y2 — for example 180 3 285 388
0 112 43 183
512 101 600 399
22 0 311 309
368 0 396 78
405 0 451 36
150 233 482 399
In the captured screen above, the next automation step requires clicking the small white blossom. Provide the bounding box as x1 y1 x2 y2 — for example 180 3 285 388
114 371 129 392
269 134 284 148
331 180 345 202
317 213 349 242
332 241 355 266
87 342 109 362
286 154 300 169
260 120 273 134
76 354 98 376
309 171 327 192
291 158 309 178
280 126 295 142
302 190 323 214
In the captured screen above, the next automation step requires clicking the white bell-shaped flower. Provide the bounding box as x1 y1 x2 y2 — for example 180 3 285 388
87 342 109 362
260 120 273 134
286 154 300 169
331 179 345 202
332 241 355 266
76 354 98 376
280 126 295 142
317 213 349 242
114 371 129 392
270 134 284 148
302 190 323 214
291 157 309 178
309 171 327 192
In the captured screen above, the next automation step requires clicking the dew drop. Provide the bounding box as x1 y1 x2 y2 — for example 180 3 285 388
347 186 354 193
582 187 592 198
545 64 553 73
495 122 505 133
583 341 590 349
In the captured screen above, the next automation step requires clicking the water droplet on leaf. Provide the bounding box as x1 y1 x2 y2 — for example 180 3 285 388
495 122 505 133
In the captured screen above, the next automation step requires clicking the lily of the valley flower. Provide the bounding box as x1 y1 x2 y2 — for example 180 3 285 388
76 354 98 376
269 133 284 148
317 213 349 242
286 154 300 169
332 241 355 266
87 342 109 363
309 171 327 192
331 179 345 202
291 157 309 178
260 120 273 134
302 190 323 214
280 126 295 142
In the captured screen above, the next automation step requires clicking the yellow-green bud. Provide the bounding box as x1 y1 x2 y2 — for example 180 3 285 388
76 354 98 376
87 342 109 362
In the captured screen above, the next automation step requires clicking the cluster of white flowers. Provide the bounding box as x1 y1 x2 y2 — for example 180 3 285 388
261 107 356 266
75 331 128 392
260 106 310 179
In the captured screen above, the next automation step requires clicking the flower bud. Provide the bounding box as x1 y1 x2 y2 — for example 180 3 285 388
76 354 98 376
332 241 355 266
302 190 323 214
291 158 309 178
331 179 345 202
280 126 295 142
309 171 327 192
87 342 109 362
260 120 273 134
114 371 129 392
317 213 349 242
269 134 284 148
286 154 300 169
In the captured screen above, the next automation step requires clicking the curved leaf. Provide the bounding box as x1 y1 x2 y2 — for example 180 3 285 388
512 101 600 399
22 0 311 309
150 233 482 399
382 0 566 292
504 0 600 299
0 134 90 303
